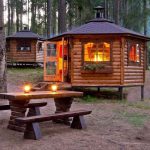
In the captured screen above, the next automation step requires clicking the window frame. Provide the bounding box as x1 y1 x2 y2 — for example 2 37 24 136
82 40 112 66
47 43 57 57
127 40 141 66
17 40 31 52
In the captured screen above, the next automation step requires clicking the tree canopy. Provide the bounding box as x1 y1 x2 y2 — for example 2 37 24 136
3 0 150 37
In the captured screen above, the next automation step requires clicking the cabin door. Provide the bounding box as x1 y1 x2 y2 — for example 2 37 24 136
44 42 61 81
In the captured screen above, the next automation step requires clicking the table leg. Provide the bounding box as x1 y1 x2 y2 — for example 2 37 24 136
54 97 73 125
54 97 73 113
8 100 29 132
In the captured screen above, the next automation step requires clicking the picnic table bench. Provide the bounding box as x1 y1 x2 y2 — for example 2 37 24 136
16 109 92 140
0 90 92 136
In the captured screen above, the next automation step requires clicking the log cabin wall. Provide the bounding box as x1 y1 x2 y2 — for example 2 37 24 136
7 39 37 62
123 38 145 86
71 37 123 87
36 43 44 63
6 39 13 62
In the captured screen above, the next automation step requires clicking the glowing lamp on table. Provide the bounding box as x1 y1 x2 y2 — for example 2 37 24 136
23 84 31 93
51 84 58 92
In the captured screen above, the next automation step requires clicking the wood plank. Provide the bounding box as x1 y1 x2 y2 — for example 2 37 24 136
0 91 83 101
72 83 121 86
73 77 121 80
72 80 120 84
124 76 143 80
16 109 92 124
120 38 124 85
124 80 143 83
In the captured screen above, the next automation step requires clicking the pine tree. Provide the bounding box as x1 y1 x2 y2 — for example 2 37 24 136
0 0 7 93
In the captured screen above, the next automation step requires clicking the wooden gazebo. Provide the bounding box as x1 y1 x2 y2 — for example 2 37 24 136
6 27 44 65
43 6 150 100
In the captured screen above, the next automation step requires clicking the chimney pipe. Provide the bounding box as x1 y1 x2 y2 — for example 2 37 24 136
94 6 105 19
24 26 28 30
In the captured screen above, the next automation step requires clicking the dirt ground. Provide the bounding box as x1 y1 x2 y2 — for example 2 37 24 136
0 70 150 150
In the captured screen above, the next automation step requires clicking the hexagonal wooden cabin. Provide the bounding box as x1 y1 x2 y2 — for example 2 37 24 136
6 28 44 65
44 7 150 99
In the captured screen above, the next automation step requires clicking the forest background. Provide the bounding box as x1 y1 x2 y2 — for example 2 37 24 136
3 0 150 63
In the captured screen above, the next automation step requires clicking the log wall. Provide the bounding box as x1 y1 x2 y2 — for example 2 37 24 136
36 50 44 63
7 39 43 63
71 38 122 86
123 38 145 86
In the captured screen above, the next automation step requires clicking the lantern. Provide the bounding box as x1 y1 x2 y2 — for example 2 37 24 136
51 84 58 92
23 84 31 93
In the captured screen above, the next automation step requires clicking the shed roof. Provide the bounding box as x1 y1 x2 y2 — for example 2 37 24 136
49 18 150 41
6 29 43 40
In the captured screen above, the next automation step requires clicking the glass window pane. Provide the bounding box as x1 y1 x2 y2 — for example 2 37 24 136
47 44 56 56
84 42 110 62
46 61 56 75
103 42 110 61
129 43 140 63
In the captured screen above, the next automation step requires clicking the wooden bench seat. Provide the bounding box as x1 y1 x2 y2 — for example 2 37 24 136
16 109 92 140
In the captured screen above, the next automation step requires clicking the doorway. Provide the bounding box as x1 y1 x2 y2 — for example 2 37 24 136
44 41 68 82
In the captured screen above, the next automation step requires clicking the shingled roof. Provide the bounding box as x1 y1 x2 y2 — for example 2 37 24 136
6 28 42 40
49 18 150 41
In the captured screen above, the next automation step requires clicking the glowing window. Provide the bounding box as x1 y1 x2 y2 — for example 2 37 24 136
84 42 110 62
128 43 140 63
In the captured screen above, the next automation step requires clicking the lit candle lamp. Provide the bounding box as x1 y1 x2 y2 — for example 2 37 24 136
23 84 31 93
51 84 58 92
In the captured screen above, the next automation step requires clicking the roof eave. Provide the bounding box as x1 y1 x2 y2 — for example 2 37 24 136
6 37 42 40
48 33 150 41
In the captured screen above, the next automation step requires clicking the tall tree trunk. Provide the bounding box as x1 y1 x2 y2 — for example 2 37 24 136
68 0 73 30
143 0 147 35
143 0 148 69
0 0 7 93
28 0 30 27
113 0 120 24
7 0 11 35
104 0 108 19
51 0 57 36
58 0 66 34
20 0 23 30
16 0 20 31
31 0 37 32
47 0 51 37
10 0 14 34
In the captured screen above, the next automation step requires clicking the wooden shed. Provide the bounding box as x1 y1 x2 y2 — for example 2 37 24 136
6 27 44 65
44 7 150 100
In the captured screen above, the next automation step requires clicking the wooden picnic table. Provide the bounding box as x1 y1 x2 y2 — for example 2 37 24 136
0 90 83 132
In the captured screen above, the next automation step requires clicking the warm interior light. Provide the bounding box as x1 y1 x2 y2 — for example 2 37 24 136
51 84 58 92
24 84 31 93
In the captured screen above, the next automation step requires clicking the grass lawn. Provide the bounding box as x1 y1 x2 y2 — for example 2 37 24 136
7 67 43 85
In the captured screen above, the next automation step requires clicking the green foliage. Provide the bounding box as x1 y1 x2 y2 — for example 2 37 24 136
82 63 105 71
121 112 149 127
82 95 98 102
